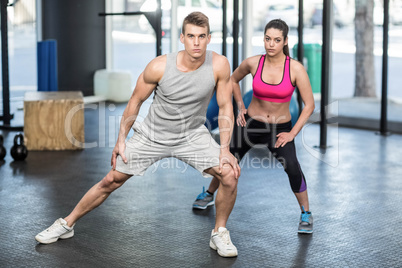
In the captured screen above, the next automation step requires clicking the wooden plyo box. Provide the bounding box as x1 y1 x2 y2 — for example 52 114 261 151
24 91 85 150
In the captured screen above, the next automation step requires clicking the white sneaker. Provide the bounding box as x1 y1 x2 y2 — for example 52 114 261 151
35 218 75 244
209 227 238 257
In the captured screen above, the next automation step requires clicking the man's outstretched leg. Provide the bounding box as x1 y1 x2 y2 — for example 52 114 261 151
35 170 131 244
204 164 238 257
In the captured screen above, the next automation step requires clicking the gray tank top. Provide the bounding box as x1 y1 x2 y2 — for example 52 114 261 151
135 50 216 143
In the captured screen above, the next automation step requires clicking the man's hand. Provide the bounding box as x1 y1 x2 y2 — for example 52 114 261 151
219 149 241 179
111 141 128 170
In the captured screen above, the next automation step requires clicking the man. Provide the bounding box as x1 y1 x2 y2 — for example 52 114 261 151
35 12 240 258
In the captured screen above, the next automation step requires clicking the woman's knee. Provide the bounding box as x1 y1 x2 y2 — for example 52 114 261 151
287 171 307 193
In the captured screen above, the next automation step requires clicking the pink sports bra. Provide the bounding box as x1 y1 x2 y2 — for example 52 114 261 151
252 55 295 103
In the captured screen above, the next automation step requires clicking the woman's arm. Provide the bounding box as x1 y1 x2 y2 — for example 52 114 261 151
289 60 315 137
230 56 258 126
275 59 315 148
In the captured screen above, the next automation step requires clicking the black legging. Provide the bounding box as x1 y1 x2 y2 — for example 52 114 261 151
230 114 307 193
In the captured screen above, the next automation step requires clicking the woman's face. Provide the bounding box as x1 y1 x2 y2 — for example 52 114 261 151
264 28 288 57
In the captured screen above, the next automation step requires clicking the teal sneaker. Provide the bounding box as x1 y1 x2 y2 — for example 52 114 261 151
298 206 313 234
192 186 214 210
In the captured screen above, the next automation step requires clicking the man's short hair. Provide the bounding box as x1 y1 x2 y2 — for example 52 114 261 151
182 12 210 34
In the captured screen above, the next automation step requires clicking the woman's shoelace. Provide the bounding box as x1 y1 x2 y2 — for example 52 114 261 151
301 213 311 223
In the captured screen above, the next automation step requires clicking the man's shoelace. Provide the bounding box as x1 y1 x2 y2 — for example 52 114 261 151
218 230 231 245
46 220 63 232
196 186 210 200
196 191 208 200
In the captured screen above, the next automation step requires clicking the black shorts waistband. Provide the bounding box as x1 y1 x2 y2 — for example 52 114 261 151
244 114 292 130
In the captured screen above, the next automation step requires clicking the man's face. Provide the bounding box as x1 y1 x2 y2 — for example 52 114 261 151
180 24 211 58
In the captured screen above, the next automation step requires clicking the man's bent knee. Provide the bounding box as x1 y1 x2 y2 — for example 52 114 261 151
219 166 237 189
98 171 128 193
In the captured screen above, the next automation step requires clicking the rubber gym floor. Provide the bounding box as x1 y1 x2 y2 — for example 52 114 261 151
1 101 401 268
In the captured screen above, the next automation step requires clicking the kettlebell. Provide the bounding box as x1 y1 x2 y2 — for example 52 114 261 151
11 133 28 161
0 135 6 160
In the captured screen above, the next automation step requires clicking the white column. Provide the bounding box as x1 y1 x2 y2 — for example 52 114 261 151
105 0 113 70
170 0 179 52
35 0 42 41
241 0 253 95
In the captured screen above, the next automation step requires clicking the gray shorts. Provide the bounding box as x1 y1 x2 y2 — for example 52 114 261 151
115 123 220 177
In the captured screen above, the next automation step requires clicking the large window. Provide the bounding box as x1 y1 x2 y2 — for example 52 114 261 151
112 0 159 85
192 0 201 8
4 0 36 95
115 0 227 84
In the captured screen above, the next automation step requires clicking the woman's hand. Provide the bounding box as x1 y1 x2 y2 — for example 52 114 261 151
236 108 247 127
275 132 296 148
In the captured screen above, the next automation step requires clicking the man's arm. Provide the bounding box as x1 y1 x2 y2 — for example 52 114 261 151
213 53 240 178
111 55 166 169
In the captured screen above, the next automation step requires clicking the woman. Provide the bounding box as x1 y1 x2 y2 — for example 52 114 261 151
193 19 315 234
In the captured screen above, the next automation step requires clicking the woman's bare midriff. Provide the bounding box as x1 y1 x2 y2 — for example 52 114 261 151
246 97 291 124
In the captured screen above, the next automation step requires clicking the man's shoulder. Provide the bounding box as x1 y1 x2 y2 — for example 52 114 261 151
144 54 168 83
149 54 167 67
147 54 168 72
211 51 230 72
210 51 228 62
